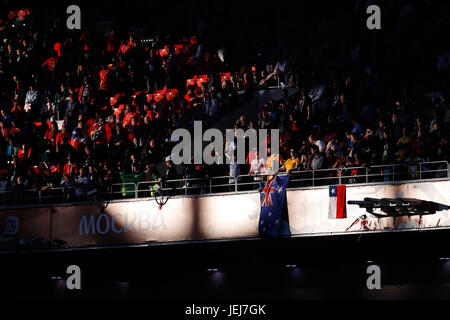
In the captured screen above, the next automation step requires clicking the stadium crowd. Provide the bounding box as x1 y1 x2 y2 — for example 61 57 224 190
0 1 449 203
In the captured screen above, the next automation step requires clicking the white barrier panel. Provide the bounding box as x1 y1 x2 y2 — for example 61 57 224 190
287 181 450 234
2 180 450 249
51 193 261 247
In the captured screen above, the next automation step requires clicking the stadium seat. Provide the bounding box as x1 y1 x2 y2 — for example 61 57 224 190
166 89 179 101
186 79 196 87
197 74 209 86
114 107 123 118
17 9 30 19
220 72 231 84
172 44 184 55
158 48 169 57
146 93 153 103
153 91 165 103
110 93 120 106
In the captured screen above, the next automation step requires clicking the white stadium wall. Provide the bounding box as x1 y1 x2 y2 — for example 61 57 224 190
1 180 450 249
287 180 450 235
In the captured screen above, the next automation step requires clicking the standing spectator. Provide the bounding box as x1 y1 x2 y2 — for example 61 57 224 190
24 84 39 119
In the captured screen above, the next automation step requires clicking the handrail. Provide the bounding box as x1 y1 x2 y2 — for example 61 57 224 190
0 161 448 208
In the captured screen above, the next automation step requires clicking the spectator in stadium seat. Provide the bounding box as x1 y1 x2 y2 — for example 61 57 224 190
40 95 56 121
164 158 178 195
375 119 386 141
248 151 266 184
110 124 126 160
280 149 300 173
228 153 240 185
75 167 89 198
141 138 160 165
258 110 272 129
235 114 248 130
64 94 78 123
44 121 59 148
24 84 39 119
13 175 26 205
389 113 402 141
204 90 219 124
360 127 378 166
380 131 395 164
63 153 78 177
308 134 326 153
395 127 413 161
265 146 284 176
54 83 69 120
310 145 325 170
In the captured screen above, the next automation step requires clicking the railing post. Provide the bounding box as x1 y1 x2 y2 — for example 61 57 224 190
365 167 368 184
38 190 42 205
312 170 315 188
185 178 188 196
392 165 395 181
210 178 212 194
135 183 138 199
419 163 422 180
235 176 238 192
448 162 450 178
338 168 342 185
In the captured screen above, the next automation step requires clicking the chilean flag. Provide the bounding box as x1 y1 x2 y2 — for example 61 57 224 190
328 185 347 219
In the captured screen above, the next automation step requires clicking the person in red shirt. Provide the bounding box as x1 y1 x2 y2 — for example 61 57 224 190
44 121 59 149
56 125 71 152
118 40 129 56
42 56 58 72
184 87 198 111
104 115 116 146
9 121 20 137
98 65 110 90
105 32 115 53
90 116 107 158
63 153 78 177
42 55 59 86
78 77 92 103
122 105 136 128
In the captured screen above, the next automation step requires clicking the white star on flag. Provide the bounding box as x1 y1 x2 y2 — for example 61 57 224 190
277 186 283 193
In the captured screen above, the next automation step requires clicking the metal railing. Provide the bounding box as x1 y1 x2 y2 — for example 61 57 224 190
0 161 448 208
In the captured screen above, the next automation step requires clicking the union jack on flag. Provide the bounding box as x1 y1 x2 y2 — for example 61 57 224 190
258 175 289 237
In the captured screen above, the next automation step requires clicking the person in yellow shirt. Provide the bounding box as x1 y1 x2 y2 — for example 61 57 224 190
265 146 284 176
395 127 413 161
280 149 301 173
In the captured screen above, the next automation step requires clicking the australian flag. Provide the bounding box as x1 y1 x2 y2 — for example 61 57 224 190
258 175 290 238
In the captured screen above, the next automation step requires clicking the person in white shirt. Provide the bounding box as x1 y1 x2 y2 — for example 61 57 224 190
248 151 266 182
308 134 326 153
